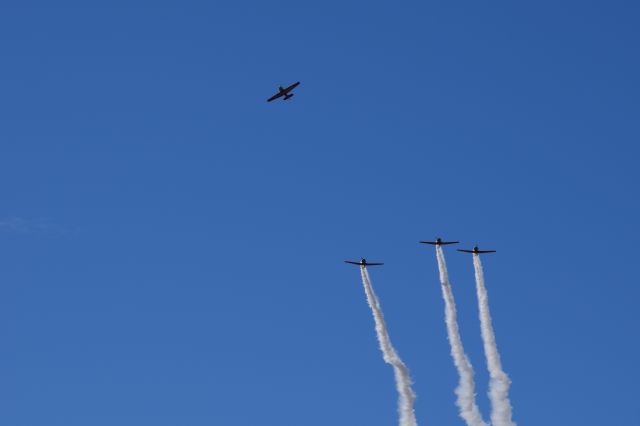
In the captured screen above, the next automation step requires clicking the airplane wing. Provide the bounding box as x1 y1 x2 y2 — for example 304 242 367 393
457 249 475 253
285 81 300 92
267 92 283 102
344 260 362 265
365 262 384 266
420 241 459 245
476 250 496 253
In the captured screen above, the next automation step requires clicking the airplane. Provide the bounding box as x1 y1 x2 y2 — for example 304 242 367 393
457 246 496 254
267 82 300 102
344 258 384 267
420 237 459 246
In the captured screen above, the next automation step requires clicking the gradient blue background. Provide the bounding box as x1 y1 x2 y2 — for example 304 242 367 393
1 1 638 425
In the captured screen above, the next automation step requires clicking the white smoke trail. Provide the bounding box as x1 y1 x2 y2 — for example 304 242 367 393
473 254 516 426
436 246 488 426
360 266 418 426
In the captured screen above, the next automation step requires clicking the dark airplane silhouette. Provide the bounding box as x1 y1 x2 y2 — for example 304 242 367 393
344 258 384 267
457 246 497 254
267 82 300 102
420 237 459 246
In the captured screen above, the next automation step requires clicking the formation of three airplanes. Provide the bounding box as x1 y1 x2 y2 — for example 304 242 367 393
344 239 496 267
267 83 496 267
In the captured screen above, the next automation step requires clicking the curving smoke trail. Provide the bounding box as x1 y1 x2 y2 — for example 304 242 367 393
360 266 418 426
473 254 516 426
435 246 488 426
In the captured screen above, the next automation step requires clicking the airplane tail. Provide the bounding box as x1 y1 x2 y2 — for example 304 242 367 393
284 93 294 100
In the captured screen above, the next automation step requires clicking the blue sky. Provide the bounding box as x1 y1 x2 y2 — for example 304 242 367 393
1 1 639 425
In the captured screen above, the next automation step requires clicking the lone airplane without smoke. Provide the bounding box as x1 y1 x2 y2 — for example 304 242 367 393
344 258 384 267
420 237 459 246
457 246 497 254
267 82 300 102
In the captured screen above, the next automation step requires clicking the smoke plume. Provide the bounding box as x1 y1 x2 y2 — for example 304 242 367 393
360 266 418 426
473 255 516 426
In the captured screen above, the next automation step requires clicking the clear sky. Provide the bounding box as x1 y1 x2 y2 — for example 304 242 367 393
1 1 639 425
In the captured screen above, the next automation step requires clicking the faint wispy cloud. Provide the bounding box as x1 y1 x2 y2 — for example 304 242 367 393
0 217 30 232
0 217 74 235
